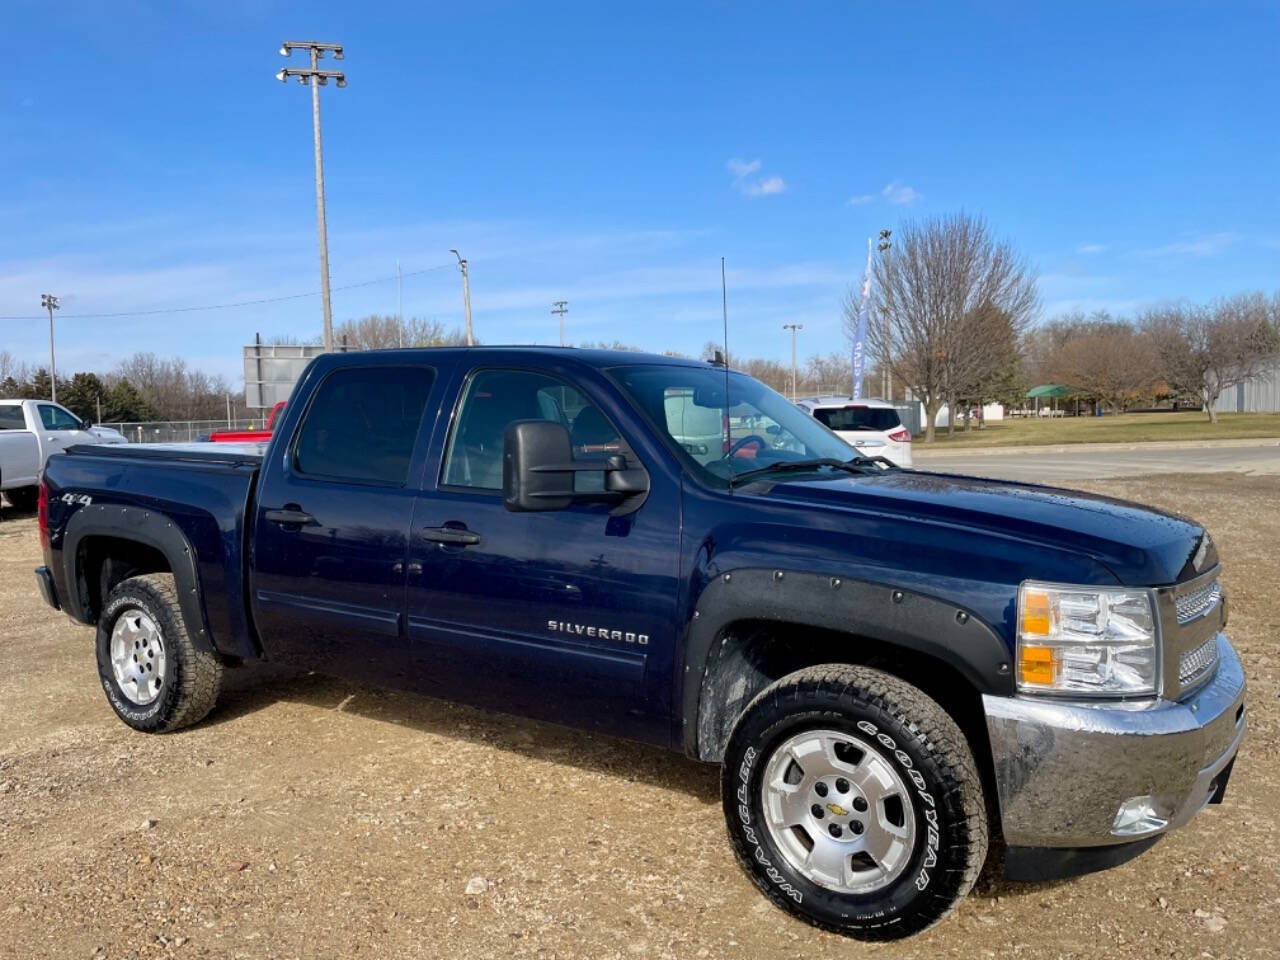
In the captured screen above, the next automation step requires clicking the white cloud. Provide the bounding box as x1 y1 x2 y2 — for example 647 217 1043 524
881 181 922 205
744 176 786 197
1140 232 1237 259
1076 243 1107 255
728 157 786 197
846 181 923 206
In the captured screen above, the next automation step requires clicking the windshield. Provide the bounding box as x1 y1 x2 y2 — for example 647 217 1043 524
812 405 901 432
609 364 859 486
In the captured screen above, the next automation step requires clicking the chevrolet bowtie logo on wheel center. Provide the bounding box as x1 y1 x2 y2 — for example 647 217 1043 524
826 802 850 818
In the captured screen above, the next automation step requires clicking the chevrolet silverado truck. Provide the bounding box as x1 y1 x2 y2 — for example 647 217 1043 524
33 347 1246 940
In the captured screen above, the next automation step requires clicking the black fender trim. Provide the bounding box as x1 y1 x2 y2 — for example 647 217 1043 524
680 568 1015 758
1003 837 1162 882
62 504 216 653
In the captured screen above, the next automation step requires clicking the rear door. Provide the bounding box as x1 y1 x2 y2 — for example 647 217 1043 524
250 359 449 679
0 405 40 486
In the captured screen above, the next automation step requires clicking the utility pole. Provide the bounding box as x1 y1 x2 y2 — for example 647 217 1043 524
277 40 346 353
877 229 892 401
396 259 403 347
783 323 803 399
450 250 474 346
41 293 59 402
552 300 568 346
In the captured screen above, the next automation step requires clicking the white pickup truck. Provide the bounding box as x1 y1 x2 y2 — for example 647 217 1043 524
0 399 126 510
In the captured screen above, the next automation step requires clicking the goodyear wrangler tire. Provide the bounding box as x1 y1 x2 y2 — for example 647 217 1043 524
95 574 222 733
721 664 987 941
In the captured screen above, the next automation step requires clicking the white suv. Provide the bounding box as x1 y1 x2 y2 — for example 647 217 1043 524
795 396 913 467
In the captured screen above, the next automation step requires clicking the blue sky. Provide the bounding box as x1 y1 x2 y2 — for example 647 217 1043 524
1 1 1277 386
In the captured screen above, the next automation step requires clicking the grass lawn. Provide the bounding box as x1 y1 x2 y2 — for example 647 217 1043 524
916 410 1280 447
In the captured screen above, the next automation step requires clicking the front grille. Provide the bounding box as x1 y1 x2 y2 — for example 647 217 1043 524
1179 634 1220 686
1175 579 1221 624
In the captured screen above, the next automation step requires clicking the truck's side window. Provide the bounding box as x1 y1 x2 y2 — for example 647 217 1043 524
443 369 621 491
0 407 24 430
294 367 434 485
38 404 81 431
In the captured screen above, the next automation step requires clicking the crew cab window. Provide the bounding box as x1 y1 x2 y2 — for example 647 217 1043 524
443 369 621 491
0 406 24 430
294 367 434 485
38 404 81 431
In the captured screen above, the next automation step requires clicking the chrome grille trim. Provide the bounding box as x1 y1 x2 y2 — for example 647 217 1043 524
1179 634 1220 686
1175 579 1221 624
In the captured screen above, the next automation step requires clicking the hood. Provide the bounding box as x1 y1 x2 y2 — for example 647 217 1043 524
757 469 1210 586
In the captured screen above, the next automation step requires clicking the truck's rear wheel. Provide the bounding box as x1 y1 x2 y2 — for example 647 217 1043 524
5 485 38 512
721 664 987 941
95 574 222 732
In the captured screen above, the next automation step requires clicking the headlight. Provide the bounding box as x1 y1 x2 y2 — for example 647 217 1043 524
1016 582 1160 697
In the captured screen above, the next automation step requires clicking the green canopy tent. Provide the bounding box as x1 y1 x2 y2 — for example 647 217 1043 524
1026 384 1070 416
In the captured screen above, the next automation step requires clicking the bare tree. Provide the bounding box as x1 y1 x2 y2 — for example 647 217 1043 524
1142 293 1280 422
852 213 1038 441
1046 314 1160 412
804 352 850 397
0 350 31 391
332 314 471 350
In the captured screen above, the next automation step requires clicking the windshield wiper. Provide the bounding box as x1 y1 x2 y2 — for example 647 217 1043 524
728 456 887 488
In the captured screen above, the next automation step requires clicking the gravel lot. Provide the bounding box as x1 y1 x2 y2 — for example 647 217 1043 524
1 473 1277 960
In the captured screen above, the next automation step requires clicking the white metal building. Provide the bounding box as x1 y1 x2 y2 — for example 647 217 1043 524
1212 361 1280 414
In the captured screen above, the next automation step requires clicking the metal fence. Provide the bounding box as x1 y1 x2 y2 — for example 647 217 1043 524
100 418 272 444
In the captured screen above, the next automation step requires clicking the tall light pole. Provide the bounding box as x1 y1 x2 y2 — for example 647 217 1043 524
552 300 568 346
41 294 59 402
783 323 803 399
277 40 346 353
450 249 474 346
877 229 892 401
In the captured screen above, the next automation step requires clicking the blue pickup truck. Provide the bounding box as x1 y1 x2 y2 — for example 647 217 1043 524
33 347 1245 940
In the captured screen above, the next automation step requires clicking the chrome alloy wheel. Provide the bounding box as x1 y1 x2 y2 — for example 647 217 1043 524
760 729 916 894
109 609 166 706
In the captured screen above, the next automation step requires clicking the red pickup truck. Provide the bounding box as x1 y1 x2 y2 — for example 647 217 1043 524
206 401 286 443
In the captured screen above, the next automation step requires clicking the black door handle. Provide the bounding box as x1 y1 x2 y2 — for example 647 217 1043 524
421 525 481 545
264 507 315 525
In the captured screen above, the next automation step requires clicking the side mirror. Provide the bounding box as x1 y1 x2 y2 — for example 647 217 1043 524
503 419 651 515
503 420 575 512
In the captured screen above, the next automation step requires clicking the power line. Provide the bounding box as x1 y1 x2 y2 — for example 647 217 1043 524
0 262 457 322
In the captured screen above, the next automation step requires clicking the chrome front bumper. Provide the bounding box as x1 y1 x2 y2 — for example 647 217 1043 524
984 634 1246 848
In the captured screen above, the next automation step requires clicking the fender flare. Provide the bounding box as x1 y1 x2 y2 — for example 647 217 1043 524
61 503 216 653
680 568 1015 758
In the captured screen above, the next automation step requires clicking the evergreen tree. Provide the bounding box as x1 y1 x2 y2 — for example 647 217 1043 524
61 372 108 422
102 378 158 423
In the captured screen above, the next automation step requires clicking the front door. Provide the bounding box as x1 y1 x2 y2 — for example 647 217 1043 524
404 366 681 744
250 360 444 682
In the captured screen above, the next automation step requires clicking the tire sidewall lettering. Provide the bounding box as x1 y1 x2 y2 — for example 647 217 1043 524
735 744 803 904
99 593 170 725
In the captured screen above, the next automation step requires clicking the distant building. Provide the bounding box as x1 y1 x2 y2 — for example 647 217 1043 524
1212 360 1280 414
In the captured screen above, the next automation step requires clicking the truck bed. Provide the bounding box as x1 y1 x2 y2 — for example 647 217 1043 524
42 441 266 660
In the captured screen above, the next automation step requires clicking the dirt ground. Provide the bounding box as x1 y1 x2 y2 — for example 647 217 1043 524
1 474 1277 960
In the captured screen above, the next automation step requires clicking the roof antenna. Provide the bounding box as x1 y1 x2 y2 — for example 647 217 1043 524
721 256 732 488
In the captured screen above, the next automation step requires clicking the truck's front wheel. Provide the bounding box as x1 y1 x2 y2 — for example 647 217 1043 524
95 574 223 732
721 664 987 941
